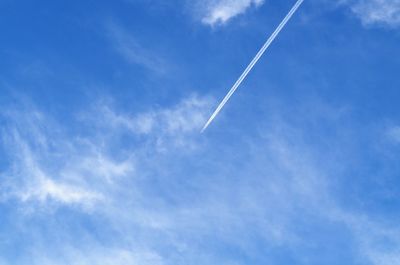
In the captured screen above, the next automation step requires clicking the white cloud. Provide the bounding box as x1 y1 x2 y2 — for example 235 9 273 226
387 126 400 143
0 108 135 210
103 95 211 135
28 247 164 265
1 129 103 209
334 211 400 265
90 95 213 151
21 176 101 206
105 22 168 74
347 0 400 27
3 94 400 265
0 95 211 211
200 0 265 26
2 95 322 263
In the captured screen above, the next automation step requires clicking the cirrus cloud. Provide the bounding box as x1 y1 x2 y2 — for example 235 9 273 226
346 0 400 27
199 0 265 26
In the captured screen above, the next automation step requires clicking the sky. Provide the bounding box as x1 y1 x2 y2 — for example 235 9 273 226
0 0 400 264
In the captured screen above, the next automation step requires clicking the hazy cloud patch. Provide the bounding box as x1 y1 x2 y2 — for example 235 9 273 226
195 0 265 26
345 0 400 27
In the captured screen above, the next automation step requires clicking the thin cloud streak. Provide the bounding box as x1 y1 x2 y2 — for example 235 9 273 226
201 0 305 132
105 21 168 75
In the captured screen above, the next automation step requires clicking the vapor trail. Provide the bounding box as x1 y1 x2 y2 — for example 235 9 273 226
201 0 304 133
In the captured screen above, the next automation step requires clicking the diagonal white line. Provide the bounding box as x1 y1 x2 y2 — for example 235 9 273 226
201 0 305 133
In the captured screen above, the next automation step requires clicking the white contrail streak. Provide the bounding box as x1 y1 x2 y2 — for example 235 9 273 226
201 0 304 133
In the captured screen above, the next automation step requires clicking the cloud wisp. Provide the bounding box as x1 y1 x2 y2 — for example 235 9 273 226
201 0 305 132
201 0 265 26
387 125 400 143
2 93 400 264
105 22 168 74
344 0 400 27
0 95 211 211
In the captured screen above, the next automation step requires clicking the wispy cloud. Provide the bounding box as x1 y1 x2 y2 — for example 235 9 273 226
346 0 400 27
88 95 213 151
2 94 400 265
334 210 400 265
1 132 102 209
0 95 211 211
387 125 400 143
105 22 168 74
97 96 211 135
28 247 164 265
199 0 265 26
0 107 133 210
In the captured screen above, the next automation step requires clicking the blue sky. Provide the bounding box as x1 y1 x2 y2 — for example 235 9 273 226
1 0 400 264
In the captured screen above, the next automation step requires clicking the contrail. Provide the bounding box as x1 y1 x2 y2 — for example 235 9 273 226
201 0 304 133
